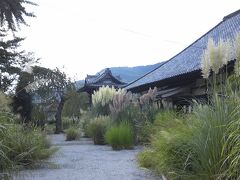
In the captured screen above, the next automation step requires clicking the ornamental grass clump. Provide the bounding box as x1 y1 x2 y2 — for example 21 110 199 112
105 122 134 150
87 116 110 145
0 92 56 171
137 112 194 179
92 86 124 116
65 127 80 141
201 38 232 79
0 125 56 171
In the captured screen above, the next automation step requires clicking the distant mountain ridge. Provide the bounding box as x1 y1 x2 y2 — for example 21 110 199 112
76 62 164 88
109 62 164 83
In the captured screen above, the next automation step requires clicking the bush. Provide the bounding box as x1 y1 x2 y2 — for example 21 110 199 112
137 121 153 145
65 127 80 141
62 116 81 130
44 123 55 134
188 95 240 179
109 88 159 144
0 92 56 171
105 122 134 150
0 124 56 171
87 116 110 145
137 110 178 144
138 98 240 179
81 111 95 137
31 105 46 127
138 112 194 179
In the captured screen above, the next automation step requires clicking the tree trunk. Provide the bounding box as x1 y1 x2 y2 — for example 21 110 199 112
55 96 65 134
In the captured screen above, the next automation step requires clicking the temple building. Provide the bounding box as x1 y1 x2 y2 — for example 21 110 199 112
125 10 240 110
79 68 127 104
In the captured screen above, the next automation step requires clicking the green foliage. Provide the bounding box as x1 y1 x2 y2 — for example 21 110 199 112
62 116 81 130
138 112 193 179
105 122 134 150
44 124 55 135
109 87 159 144
65 127 80 141
31 105 46 127
0 92 11 112
31 66 72 134
87 116 110 145
138 95 240 179
223 114 240 178
153 110 179 130
63 91 89 118
12 71 35 124
0 37 36 92
0 0 37 31
136 121 153 144
0 93 55 171
80 111 95 137
0 124 56 171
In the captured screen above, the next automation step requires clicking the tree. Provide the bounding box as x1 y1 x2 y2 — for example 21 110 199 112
0 37 36 92
62 90 89 118
0 0 37 31
31 66 71 133
12 71 34 124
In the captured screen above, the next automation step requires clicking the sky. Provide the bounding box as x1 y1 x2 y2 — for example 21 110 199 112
19 0 240 80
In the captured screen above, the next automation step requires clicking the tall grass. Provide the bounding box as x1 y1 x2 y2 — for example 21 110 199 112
65 127 80 141
105 122 134 150
190 100 229 179
138 112 194 179
138 95 240 179
87 116 110 145
0 124 56 171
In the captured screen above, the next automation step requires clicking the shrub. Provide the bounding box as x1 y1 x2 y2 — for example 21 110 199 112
0 124 56 171
81 111 95 137
109 88 159 144
44 123 55 134
87 116 110 145
105 122 134 150
62 116 82 130
32 105 46 127
0 92 11 112
138 98 240 179
65 127 80 141
188 94 240 179
137 121 153 144
137 110 178 144
0 91 56 171
137 112 194 179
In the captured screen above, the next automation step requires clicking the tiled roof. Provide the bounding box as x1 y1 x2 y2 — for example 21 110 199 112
86 68 126 85
126 10 240 90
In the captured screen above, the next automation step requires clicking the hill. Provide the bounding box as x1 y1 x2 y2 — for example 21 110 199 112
109 62 164 83
76 62 164 88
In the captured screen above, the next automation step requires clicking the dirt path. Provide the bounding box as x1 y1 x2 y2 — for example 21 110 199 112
12 134 159 180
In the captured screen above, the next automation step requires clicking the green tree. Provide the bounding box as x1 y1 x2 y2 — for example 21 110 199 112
0 37 36 92
0 0 37 31
31 66 71 133
62 90 89 118
12 71 34 124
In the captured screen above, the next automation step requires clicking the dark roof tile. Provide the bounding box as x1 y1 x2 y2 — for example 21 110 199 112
126 10 240 90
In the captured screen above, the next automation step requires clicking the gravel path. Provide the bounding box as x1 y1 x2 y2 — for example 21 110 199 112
12 134 160 180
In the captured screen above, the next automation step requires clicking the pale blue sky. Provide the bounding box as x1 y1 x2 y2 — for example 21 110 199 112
19 0 240 80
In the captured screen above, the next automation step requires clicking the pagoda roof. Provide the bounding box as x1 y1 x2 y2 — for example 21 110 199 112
79 68 127 92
